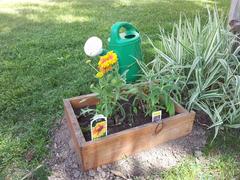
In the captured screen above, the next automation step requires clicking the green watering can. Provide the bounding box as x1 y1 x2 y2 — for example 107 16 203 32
84 22 142 83
109 22 143 83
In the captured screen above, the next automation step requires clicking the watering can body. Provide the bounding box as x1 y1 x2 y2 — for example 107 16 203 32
108 22 142 83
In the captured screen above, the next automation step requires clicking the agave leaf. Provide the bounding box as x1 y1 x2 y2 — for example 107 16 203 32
202 64 221 90
198 92 222 100
177 39 194 55
234 75 240 98
204 36 222 68
211 125 220 143
195 68 203 90
150 7 240 138
225 124 240 128
186 56 201 83
218 59 233 79
187 89 200 110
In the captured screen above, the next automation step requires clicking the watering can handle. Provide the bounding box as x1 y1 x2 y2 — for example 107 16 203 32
110 22 138 41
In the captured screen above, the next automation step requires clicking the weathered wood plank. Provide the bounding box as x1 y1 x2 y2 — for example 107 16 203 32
64 100 86 169
69 93 99 109
81 112 194 170
64 94 195 171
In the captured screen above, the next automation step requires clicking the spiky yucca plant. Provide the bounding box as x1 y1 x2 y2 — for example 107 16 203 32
149 7 240 139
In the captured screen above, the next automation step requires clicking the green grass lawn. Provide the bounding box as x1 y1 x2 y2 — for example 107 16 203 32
156 131 240 179
0 0 234 178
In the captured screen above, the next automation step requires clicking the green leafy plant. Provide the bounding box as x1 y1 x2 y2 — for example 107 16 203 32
121 59 180 117
91 66 128 121
85 50 178 123
149 7 240 139
85 52 128 122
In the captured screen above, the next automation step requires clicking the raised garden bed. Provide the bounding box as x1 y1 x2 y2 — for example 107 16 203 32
64 93 195 171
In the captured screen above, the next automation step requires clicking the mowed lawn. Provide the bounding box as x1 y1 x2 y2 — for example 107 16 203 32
0 0 232 178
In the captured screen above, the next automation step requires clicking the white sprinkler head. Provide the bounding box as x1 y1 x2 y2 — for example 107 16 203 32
84 36 103 57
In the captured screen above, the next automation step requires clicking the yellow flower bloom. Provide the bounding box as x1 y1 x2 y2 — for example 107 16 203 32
96 71 104 78
98 56 106 66
99 66 112 74
85 59 92 64
95 51 118 77
107 51 118 63
111 58 117 64
98 51 118 69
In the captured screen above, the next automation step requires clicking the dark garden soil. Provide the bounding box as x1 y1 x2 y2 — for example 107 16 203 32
74 99 171 141
195 110 212 127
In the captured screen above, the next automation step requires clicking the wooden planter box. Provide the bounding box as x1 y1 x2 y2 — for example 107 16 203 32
64 93 195 171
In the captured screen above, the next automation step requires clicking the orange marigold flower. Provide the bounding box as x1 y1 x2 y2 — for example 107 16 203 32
98 51 118 69
99 66 112 74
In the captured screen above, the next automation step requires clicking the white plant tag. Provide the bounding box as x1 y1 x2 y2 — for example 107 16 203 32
90 114 107 141
152 110 162 123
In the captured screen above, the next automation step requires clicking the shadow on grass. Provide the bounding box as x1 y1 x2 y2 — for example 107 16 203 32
205 129 240 155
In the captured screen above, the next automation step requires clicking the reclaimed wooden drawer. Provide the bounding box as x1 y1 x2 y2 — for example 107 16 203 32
64 93 195 171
